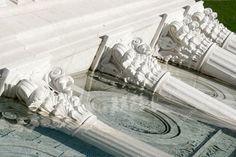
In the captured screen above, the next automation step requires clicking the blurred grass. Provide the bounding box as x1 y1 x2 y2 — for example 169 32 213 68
203 0 236 32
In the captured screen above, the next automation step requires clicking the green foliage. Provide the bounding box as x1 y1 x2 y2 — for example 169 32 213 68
203 0 236 32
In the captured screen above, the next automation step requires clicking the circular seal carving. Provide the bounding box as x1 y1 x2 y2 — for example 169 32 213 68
83 91 181 143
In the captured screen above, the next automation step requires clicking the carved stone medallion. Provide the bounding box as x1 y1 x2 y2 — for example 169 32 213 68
82 91 226 157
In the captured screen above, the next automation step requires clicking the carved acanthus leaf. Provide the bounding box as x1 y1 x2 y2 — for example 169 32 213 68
44 67 74 95
99 37 167 91
192 8 231 46
0 67 93 127
157 17 213 70
16 79 92 125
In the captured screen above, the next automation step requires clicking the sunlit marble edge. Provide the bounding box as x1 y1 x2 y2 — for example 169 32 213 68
0 0 196 76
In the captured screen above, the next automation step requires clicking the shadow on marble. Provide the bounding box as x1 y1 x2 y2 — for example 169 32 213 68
71 66 236 157
0 97 113 157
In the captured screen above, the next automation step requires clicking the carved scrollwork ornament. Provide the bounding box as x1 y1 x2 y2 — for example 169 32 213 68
131 37 152 55
191 8 231 47
15 80 93 126
157 6 236 86
0 67 93 126
44 67 74 96
100 37 166 91
157 16 213 70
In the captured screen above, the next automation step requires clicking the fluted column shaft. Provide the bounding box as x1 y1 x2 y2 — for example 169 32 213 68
156 73 236 127
74 116 171 157
200 44 236 86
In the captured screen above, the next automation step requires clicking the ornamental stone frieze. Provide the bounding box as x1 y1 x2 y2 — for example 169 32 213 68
0 67 170 157
156 12 236 87
96 36 236 128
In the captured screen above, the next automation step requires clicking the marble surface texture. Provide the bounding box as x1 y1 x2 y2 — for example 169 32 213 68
77 62 236 157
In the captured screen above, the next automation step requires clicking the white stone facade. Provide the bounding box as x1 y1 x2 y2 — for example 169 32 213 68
0 0 236 156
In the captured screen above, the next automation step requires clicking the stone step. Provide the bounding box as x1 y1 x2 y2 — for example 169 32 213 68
0 40 25 56
0 0 195 74
0 0 150 43
0 0 151 53
50 36 102 74
20 0 189 42
0 0 190 45
0 50 51 80
60 1 166 39
1 0 190 55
